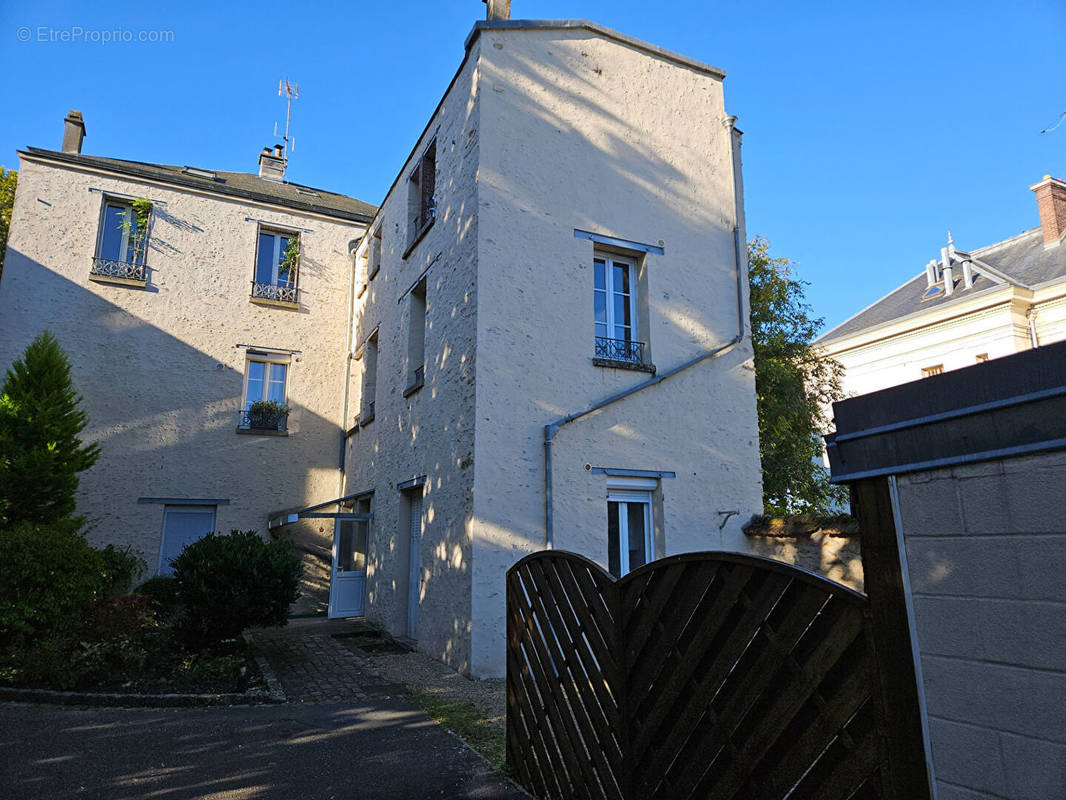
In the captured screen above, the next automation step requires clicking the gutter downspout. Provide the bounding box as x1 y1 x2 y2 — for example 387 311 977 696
543 115 748 548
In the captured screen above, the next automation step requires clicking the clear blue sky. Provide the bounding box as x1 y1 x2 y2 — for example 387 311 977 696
2 0 1063 331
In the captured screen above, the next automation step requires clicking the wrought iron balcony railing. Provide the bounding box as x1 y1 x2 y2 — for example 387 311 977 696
595 336 646 365
238 409 288 432
251 281 299 304
90 257 146 282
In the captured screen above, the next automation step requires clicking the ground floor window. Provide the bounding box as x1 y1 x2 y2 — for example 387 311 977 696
158 505 216 575
607 485 654 578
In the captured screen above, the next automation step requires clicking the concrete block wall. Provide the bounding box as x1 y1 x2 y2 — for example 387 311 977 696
896 453 1066 799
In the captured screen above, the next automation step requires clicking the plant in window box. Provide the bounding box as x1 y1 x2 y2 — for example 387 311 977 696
246 399 290 430
118 197 152 265
278 235 300 286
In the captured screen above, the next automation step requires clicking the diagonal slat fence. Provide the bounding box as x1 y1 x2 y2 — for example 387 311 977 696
506 550 930 800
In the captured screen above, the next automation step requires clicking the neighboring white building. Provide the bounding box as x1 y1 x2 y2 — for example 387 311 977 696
1 11 764 678
817 176 1066 398
0 114 375 610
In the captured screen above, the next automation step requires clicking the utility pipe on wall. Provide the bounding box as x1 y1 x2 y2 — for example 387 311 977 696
543 115 749 548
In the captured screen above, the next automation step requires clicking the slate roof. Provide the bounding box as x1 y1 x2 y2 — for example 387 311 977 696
816 226 1066 347
20 147 377 223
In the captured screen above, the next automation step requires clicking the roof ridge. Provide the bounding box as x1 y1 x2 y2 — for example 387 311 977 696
971 226 1042 256
815 272 927 346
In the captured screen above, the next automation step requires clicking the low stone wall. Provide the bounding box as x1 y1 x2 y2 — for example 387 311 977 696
744 516 863 592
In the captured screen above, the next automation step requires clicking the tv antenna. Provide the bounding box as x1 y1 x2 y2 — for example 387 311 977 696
274 78 299 155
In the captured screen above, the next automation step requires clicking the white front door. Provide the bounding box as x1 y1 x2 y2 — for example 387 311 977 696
406 493 423 639
328 518 367 618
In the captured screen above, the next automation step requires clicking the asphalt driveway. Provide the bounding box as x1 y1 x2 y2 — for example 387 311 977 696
0 699 527 799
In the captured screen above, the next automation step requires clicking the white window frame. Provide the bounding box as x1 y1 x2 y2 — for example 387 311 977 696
242 353 290 411
254 227 298 288
607 476 656 577
158 505 216 575
594 254 638 344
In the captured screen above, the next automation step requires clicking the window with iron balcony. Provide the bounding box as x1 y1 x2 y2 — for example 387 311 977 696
91 197 151 286
251 228 300 307
238 354 290 435
593 253 654 373
404 139 436 258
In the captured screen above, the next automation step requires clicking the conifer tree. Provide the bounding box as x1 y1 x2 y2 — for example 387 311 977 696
0 331 100 528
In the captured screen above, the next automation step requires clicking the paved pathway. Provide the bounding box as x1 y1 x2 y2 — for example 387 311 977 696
246 617 383 703
0 701 526 799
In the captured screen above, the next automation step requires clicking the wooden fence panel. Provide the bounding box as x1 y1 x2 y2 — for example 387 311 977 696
506 550 930 800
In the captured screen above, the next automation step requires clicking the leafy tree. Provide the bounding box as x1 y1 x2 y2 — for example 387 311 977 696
748 236 847 514
0 166 15 282
0 331 100 528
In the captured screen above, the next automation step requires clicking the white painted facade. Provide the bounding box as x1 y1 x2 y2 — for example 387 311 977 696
0 19 764 677
0 150 368 607
343 21 763 677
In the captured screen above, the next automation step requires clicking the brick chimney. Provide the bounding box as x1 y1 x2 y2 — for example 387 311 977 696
1030 175 1066 248
258 144 286 182
62 110 86 154
483 0 510 20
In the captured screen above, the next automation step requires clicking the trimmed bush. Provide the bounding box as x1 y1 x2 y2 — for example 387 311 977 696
135 574 182 617
172 530 301 645
0 520 105 643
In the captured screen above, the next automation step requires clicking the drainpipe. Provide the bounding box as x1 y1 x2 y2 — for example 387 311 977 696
1028 307 1040 349
543 115 749 548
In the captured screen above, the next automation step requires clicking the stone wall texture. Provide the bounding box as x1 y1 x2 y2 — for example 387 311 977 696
0 155 365 602
896 453 1066 800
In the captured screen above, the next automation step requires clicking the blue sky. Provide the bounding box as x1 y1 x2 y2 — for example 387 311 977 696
2 0 1063 332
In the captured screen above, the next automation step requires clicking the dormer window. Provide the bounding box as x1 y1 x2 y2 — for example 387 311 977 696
251 227 300 307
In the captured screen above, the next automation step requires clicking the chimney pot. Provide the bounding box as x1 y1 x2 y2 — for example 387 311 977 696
258 144 287 182
962 260 974 289
482 0 511 21
62 109 86 154
1030 176 1066 248
941 247 954 296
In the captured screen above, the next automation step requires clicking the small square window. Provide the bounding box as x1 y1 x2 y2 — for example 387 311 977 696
159 505 215 575
251 228 300 306
239 355 290 433
975 353 989 363
921 364 944 377
91 198 150 283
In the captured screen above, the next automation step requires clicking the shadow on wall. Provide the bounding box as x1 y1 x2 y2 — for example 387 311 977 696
0 247 342 598
743 515 864 592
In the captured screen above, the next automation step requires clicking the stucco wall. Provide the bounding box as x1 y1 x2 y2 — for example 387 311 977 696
896 454 1066 799
343 42 481 673
0 156 363 594
469 28 763 676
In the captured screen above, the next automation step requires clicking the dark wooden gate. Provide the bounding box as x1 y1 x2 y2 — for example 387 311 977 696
506 551 931 800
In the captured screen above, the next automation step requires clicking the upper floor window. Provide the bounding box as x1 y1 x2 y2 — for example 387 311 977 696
251 228 300 306
369 228 382 280
360 330 379 425
239 354 289 434
406 139 436 253
594 254 647 367
404 278 427 397
91 197 151 284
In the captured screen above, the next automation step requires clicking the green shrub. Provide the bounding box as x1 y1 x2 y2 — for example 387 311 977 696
135 575 182 617
0 331 100 528
96 544 145 596
172 530 301 645
0 520 105 643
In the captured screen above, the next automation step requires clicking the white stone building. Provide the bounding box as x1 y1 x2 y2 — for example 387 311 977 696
1 12 764 678
816 176 1066 398
331 17 762 677
0 114 375 609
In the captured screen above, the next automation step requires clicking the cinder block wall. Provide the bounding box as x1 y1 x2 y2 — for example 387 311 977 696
896 453 1066 800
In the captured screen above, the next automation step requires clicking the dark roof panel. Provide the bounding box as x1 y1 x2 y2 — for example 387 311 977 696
817 227 1066 346
21 147 377 223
